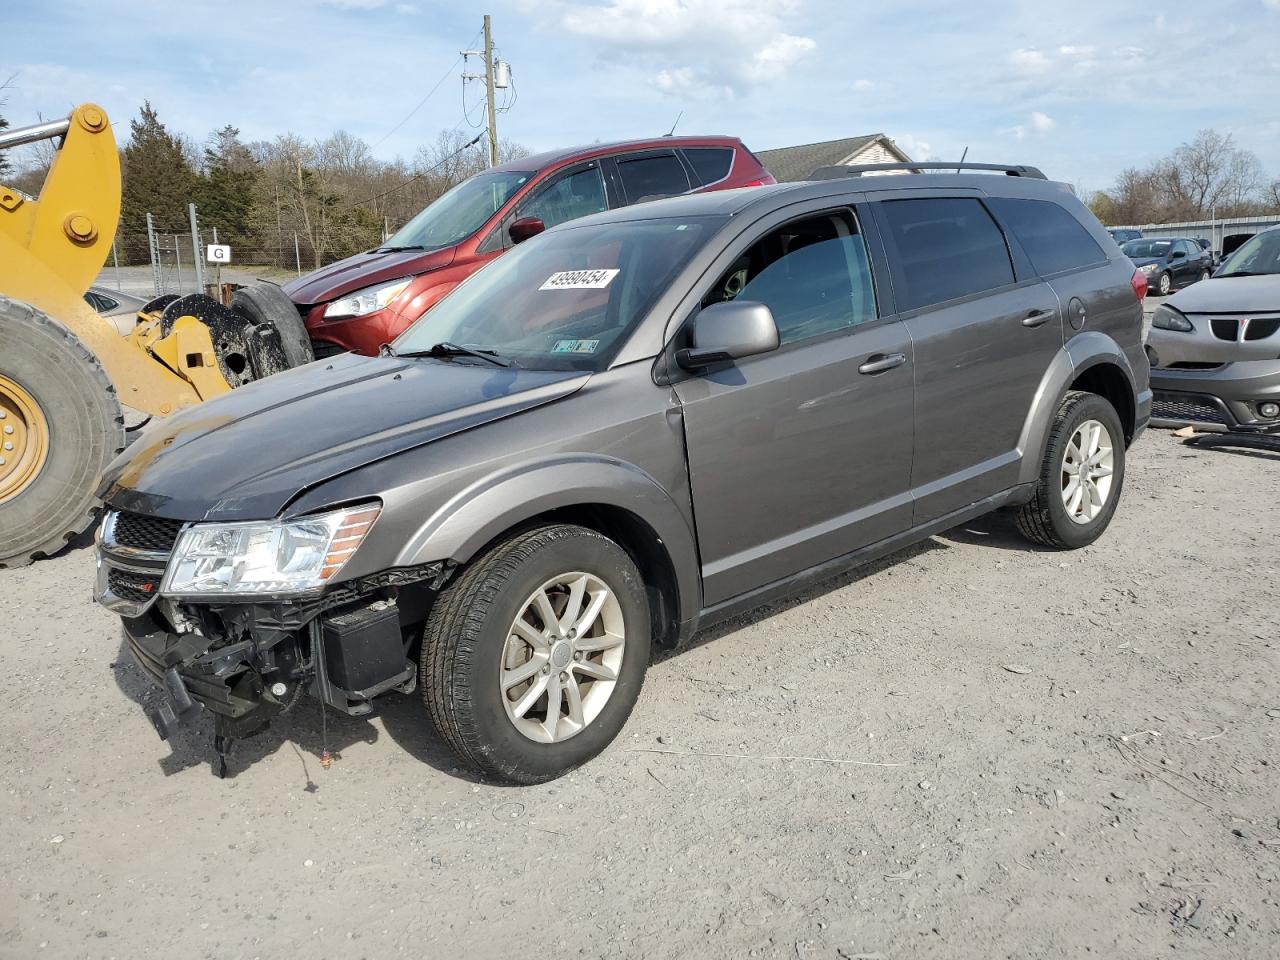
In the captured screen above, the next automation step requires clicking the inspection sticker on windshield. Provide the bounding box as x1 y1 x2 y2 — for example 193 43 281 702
552 339 600 354
539 268 619 291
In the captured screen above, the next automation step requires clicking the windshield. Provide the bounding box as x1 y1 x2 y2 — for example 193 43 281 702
394 215 726 371
1122 239 1171 258
1217 229 1280 277
384 170 532 251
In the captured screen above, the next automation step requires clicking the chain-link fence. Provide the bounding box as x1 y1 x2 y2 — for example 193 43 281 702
106 203 343 299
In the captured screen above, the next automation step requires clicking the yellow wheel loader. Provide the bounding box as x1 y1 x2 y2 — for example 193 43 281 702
0 104 312 567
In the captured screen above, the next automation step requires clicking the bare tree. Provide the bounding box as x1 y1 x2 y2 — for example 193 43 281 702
1095 129 1273 223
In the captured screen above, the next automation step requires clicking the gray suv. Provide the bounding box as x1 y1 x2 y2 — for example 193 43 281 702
94 162 1151 783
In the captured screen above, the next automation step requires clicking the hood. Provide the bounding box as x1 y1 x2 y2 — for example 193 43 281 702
1168 274 1280 314
99 353 589 523
1129 256 1164 269
282 245 456 305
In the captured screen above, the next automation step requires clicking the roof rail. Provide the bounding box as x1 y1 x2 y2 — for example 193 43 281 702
810 161 1048 180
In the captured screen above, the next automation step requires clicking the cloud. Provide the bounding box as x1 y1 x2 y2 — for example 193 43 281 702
1010 48 1050 72
553 0 817 96
852 79 875 92
316 0 386 8
394 2 418 12
1000 111 1056 141
890 133 931 160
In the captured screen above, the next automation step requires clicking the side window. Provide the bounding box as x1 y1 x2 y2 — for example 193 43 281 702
519 166 607 230
683 147 734 185
700 211 877 346
986 197 1106 276
616 153 691 203
878 198 1015 312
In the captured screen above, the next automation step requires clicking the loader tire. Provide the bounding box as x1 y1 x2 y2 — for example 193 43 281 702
0 296 124 567
231 284 314 369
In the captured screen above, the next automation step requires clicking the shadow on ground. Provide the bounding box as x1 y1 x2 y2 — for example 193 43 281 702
110 510 1043 785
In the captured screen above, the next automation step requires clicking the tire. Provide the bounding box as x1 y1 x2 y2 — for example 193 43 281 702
1198 269 1211 283
1156 272 1172 296
0 296 124 567
231 284 314 368
422 524 650 784
1016 390 1126 550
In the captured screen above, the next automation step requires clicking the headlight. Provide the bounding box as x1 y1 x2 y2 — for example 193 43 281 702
1141 263 1158 273
1151 304 1192 333
323 279 412 320
161 503 381 597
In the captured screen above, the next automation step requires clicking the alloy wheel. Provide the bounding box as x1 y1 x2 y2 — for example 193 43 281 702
500 571 626 743
1061 419 1114 524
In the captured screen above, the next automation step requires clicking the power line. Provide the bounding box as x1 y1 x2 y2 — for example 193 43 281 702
369 28 482 152
353 132 483 206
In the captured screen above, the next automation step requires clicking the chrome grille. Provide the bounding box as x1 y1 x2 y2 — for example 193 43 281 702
109 511 184 554
107 567 162 604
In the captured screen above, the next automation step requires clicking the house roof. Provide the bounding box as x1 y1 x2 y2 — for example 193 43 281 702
755 134 907 183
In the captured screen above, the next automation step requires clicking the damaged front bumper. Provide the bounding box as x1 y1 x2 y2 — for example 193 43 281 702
96 521 448 774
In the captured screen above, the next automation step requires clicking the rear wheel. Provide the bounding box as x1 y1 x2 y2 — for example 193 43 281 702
1016 391 1126 550
0 296 124 567
1198 269 1211 283
422 524 650 783
231 284 314 369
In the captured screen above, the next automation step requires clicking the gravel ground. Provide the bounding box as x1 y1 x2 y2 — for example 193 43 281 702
2 428 1278 960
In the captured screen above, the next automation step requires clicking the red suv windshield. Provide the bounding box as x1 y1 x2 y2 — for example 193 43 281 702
383 170 533 251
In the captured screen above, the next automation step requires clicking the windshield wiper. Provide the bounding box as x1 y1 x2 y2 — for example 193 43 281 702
1218 271 1268 277
389 341 513 367
371 244 425 253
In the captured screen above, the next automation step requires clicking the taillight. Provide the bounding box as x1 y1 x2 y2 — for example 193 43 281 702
742 175 776 188
1130 268 1148 301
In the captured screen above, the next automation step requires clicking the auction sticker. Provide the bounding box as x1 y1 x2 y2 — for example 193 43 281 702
539 269 619 291
552 339 600 354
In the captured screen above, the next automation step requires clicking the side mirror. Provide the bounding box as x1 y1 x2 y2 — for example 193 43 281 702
1170 249 1186 260
676 300 780 370
509 216 545 244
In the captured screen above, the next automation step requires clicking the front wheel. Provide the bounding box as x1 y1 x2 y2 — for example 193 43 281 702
1016 391 1126 549
422 524 650 783
1156 271 1172 296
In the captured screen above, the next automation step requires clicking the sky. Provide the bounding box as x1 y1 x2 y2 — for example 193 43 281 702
4 0 1279 195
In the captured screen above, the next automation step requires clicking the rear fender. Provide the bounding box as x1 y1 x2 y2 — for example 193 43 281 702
1015 332 1140 486
395 454 700 625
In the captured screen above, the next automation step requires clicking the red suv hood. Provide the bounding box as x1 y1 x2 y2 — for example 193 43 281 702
282 245 457 305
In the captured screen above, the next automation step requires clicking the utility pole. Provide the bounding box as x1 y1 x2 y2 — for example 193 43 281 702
482 14 498 167
464 16 504 168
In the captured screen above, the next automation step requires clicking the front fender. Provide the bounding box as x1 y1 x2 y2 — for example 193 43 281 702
395 453 701 624
1015 332 1144 486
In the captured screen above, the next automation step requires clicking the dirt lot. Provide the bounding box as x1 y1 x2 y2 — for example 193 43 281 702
2 428 1278 960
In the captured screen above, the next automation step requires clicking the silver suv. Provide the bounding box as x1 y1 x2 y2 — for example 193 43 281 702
94 162 1152 783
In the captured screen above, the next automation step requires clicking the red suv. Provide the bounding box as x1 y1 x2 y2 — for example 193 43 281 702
284 136 775 356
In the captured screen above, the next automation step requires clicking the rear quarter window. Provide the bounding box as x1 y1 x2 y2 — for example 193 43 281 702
877 197 1015 312
682 147 734 185
988 197 1106 276
616 153 691 203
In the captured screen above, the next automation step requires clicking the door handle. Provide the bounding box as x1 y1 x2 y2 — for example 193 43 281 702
1022 309 1055 328
858 352 907 375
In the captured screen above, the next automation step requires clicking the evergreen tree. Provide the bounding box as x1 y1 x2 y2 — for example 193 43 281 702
120 102 197 250
196 125 259 249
